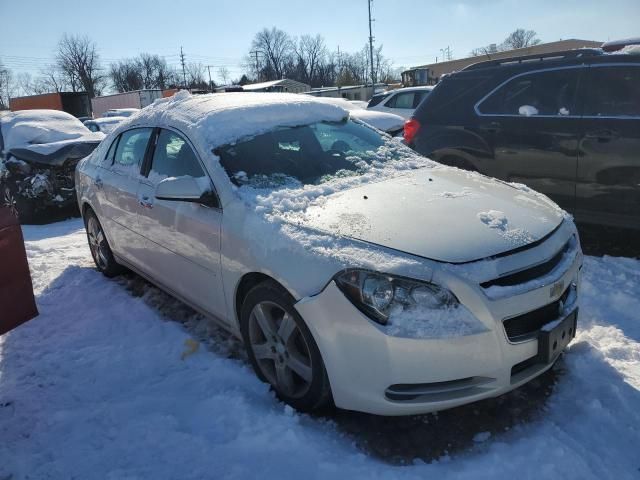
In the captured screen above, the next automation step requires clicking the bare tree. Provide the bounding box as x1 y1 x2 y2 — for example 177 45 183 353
137 53 174 89
218 66 230 85
502 29 541 50
294 34 326 86
0 62 17 109
110 60 143 92
56 34 104 97
251 27 293 80
469 43 499 57
186 63 208 89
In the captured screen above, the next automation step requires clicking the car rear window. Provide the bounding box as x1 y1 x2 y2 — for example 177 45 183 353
413 73 493 121
367 93 390 108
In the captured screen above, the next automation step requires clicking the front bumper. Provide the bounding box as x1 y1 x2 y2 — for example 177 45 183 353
295 225 582 416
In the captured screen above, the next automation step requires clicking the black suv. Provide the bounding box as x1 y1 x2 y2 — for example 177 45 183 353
406 49 640 230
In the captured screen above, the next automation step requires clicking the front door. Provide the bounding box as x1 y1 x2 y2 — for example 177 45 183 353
475 67 583 213
96 127 154 266
576 64 640 229
135 128 226 319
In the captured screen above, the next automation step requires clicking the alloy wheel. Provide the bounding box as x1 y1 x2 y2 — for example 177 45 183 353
248 301 314 398
87 216 109 270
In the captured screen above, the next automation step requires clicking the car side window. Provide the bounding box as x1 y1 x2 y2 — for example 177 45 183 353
148 129 205 183
412 91 428 108
104 136 120 164
584 66 640 117
479 68 580 116
387 92 415 109
113 128 153 170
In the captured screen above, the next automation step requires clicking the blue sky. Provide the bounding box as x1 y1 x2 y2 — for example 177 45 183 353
1 0 638 83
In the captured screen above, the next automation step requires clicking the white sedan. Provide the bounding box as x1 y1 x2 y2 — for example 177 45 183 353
368 86 434 119
76 92 582 415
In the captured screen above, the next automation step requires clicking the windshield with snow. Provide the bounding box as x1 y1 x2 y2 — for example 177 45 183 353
217 120 394 188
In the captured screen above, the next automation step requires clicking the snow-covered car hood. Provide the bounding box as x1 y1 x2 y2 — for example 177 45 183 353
298 167 564 263
0 109 104 166
349 110 404 133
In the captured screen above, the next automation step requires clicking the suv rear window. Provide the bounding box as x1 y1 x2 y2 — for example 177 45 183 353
584 65 640 117
478 68 580 116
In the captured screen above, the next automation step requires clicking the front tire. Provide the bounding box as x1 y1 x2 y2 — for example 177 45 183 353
84 209 124 278
240 281 332 412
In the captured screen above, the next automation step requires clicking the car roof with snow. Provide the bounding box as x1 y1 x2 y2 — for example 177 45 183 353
128 91 349 149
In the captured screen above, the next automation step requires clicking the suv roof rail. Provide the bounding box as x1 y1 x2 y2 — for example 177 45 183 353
462 48 603 71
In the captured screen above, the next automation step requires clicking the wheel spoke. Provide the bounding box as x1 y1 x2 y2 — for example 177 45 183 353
252 304 276 338
278 313 297 344
95 230 105 246
286 351 312 382
97 248 108 268
275 363 295 395
253 342 275 360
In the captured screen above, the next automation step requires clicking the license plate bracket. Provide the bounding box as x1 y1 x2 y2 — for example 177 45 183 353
537 309 578 364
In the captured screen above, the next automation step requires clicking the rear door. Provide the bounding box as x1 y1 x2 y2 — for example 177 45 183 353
378 91 419 119
475 66 583 212
135 128 226 319
95 127 153 266
576 63 640 229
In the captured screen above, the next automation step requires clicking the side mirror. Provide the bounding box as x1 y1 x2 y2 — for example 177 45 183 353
155 176 219 208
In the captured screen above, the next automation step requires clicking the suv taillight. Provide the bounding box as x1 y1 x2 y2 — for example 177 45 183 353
403 118 421 145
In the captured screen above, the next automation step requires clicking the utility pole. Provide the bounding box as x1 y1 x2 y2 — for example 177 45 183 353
440 46 453 61
180 46 187 89
249 50 261 82
367 0 376 97
207 65 213 91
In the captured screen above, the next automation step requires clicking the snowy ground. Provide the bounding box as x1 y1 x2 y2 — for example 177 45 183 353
1 219 639 479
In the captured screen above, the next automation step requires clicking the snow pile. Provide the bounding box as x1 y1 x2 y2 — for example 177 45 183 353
138 91 349 150
618 44 640 55
385 304 487 339
477 209 535 246
237 137 433 218
518 105 539 116
0 110 104 155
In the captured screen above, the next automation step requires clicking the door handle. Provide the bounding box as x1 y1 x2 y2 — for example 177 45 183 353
479 122 501 133
585 129 618 141
95 177 103 189
139 195 153 209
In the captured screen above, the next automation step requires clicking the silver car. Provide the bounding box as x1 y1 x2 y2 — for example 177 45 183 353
76 92 582 415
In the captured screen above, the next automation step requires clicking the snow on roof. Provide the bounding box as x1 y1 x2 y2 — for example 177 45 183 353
132 91 348 149
0 109 104 154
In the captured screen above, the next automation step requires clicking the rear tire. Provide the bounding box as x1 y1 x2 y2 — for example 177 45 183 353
84 209 124 278
240 280 332 412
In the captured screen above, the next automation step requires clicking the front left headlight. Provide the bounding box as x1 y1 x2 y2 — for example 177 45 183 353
334 269 458 325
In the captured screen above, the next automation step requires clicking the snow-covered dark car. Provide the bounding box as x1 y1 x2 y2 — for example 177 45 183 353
0 110 104 223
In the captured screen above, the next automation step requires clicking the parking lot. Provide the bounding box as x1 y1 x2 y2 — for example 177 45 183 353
1 219 638 479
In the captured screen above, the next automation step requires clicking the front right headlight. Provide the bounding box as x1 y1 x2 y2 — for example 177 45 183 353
334 269 459 325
